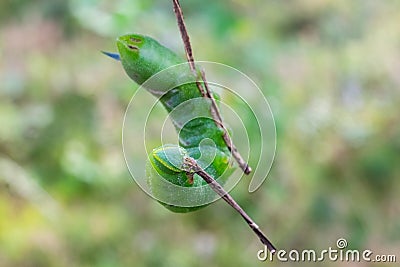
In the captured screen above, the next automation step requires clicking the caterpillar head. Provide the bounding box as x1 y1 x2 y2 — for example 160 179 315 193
117 34 144 55
116 34 148 84
117 34 182 85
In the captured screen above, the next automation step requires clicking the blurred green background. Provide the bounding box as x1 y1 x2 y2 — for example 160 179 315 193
0 0 399 266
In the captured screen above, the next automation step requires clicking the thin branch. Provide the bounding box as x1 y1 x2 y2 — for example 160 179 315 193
171 2 273 251
199 71 252 174
183 157 276 253
172 0 252 174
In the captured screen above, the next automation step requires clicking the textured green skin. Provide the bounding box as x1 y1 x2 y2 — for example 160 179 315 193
117 34 233 212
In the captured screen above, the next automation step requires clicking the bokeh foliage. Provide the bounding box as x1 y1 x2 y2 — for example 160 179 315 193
0 0 399 266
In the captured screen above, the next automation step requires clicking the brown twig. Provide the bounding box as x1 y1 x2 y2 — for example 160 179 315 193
183 157 276 253
171 1 274 251
172 0 252 174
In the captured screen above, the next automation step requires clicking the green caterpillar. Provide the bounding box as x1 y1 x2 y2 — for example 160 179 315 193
105 34 235 212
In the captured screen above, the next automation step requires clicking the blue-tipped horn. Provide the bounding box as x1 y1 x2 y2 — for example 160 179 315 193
101 51 121 61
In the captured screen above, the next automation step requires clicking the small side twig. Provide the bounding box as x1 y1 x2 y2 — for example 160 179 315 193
183 157 276 253
172 0 251 174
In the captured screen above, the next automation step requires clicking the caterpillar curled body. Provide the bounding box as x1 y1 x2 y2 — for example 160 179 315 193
109 34 235 212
